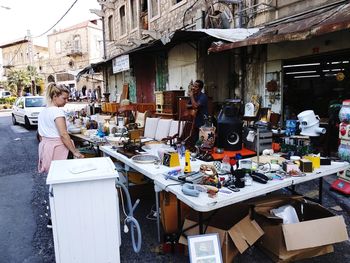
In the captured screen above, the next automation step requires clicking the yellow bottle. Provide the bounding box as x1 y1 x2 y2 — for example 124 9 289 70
184 150 192 173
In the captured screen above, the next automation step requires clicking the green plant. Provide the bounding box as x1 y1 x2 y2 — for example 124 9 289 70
0 96 16 105
6 66 43 96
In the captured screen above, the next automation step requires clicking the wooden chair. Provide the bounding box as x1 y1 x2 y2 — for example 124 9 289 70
117 104 136 126
177 98 197 147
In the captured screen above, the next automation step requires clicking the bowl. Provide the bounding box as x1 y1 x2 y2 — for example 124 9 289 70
68 127 81 134
106 136 128 146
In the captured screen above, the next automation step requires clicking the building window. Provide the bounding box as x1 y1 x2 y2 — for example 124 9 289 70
170 0 187 10
108 15 114 41
120 5 126 36
73 35 81 51
172 0 184 5
95 35 102 51
140 0 148 29
55 41 61 54
149 0 159 19
130 0 138 30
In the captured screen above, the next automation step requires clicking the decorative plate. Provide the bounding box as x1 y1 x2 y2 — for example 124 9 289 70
131 154 160 164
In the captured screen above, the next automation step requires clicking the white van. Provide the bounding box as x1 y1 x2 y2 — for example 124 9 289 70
0 91 11 98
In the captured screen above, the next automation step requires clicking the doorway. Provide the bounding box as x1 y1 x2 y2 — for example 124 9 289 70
282 50 350 155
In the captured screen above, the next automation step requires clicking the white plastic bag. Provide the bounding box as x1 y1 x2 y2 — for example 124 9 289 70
271 205 300 224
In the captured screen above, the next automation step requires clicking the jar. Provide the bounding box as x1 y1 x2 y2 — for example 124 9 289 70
109 120 117 134
102 120 110 136
339 100 350 123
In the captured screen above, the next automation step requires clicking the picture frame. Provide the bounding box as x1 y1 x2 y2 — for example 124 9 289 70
188 233 223 263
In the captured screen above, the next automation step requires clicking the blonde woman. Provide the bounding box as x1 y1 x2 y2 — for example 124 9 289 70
38 83 84 173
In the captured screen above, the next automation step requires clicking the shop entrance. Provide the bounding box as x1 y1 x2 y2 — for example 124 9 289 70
283 50 350 118
282 50 350 155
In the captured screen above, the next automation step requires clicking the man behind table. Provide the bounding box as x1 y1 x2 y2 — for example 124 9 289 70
187 79 208 144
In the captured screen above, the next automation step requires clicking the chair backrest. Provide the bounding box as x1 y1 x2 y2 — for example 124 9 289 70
178 105 197 146
154 119 172 141
135 110 151 128
117 104 136 125
144 117 160 139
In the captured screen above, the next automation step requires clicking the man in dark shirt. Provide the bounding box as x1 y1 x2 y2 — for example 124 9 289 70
188 79 208 144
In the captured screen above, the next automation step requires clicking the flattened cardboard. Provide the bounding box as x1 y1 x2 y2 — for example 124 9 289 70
179 204 264 263
282 215 348 250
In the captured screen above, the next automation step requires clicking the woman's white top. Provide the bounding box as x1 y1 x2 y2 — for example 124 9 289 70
38 106 65 138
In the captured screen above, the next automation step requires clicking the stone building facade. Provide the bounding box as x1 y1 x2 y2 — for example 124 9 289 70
92 0 350 118
47 20 104 92
0 39 49 79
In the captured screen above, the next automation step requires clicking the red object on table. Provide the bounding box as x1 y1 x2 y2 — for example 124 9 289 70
211 147 256 160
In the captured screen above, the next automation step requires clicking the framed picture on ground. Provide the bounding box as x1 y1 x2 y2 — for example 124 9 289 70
188 233 223 263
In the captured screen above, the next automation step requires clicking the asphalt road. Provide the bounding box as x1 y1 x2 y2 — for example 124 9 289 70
0 109 349 263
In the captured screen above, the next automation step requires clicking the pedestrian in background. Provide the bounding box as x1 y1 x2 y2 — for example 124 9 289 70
38 83 84 173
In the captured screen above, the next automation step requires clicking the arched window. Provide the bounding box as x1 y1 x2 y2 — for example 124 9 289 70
73 35 81 51
48 75 55 83
120 5 126 36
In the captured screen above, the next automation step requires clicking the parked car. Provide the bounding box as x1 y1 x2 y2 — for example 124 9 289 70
0 90 11 98
12 96 46 128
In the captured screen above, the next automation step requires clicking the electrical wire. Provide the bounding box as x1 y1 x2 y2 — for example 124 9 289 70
4 41 25 67
33 0 79 38
182 0 200 27
164 182 183 191
118 187 128 217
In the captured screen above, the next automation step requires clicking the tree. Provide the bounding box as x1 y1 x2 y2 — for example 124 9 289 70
6 66 43 96
26 65 43 95
7 69 31 97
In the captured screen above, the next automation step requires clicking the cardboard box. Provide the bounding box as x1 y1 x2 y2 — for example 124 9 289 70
304 155 321 169
282 161 299 173
179 203 264 263
320 157 331 165
251 195 348 262
300 159 313 173
160 192 191 234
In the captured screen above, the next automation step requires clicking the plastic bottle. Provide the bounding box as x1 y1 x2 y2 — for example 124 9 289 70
221 155 231 172
181 141 186 158
176 143 182 157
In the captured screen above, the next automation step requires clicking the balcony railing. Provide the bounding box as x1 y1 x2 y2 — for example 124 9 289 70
66 49 83 57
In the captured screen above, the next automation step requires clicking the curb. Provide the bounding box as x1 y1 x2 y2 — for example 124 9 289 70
0 109 12 113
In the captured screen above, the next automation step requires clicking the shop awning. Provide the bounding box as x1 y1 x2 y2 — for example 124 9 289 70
76 28 259 79
209 2 350 53
76 59 108 81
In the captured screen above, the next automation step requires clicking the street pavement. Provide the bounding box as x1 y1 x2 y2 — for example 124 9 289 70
0 109 349 262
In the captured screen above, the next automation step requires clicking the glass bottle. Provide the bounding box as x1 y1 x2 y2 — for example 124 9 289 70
103 120 110 136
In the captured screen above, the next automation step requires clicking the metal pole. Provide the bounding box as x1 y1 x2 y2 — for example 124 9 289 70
256 128 260 164
27 30 36 95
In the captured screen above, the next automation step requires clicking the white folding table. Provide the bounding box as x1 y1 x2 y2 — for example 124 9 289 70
100 146 349 238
